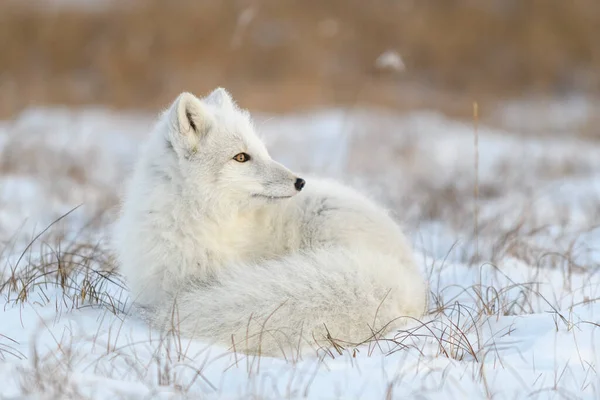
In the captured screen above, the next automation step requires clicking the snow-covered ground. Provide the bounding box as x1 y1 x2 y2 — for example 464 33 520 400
0 106 599 399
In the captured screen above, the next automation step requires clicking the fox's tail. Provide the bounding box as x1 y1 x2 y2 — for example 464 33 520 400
151 247 427 357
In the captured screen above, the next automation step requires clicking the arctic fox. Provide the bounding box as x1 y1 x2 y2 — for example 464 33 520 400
113 89 427 357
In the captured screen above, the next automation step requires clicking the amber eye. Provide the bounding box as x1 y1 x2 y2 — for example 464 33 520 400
233 152 250 163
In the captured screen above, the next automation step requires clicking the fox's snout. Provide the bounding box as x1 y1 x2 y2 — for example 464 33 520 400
262 160 305 197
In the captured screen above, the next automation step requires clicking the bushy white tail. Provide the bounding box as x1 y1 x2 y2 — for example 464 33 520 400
151 247 427 358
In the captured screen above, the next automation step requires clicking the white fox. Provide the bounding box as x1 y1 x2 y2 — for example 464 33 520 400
113 89 427 357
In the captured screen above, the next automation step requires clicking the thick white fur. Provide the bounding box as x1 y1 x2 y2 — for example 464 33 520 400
113 89 427 357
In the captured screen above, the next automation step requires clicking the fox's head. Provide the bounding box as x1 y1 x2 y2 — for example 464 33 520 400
158 89 304 206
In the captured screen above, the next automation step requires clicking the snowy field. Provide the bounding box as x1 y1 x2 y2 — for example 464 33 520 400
0 106 599 399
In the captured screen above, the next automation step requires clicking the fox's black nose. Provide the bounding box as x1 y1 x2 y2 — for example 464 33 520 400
294 177 305 191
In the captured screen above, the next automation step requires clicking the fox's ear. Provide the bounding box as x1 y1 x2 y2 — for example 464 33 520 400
204 87 234 109
167 92 212 154
171 92 211 135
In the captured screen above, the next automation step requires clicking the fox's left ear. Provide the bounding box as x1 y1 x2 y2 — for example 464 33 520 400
204 87 235 109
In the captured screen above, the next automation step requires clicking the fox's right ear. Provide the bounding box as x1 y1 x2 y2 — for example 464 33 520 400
167 92 212 155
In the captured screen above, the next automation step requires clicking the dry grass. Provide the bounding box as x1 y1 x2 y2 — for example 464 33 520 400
1 0 599 120
4 215 596 398
0 207 126 315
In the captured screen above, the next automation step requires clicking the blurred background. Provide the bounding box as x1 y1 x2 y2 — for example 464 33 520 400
1 0 599 135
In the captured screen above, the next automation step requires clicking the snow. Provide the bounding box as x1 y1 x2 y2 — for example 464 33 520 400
493 96 596 134
1 106 599 399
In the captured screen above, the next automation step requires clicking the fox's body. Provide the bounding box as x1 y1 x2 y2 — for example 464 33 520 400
113 89 427 357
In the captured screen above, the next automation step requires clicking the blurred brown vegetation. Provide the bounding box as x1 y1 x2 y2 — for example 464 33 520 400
0 0 599 118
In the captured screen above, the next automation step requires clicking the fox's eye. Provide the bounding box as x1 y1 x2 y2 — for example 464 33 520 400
233 152 251 163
